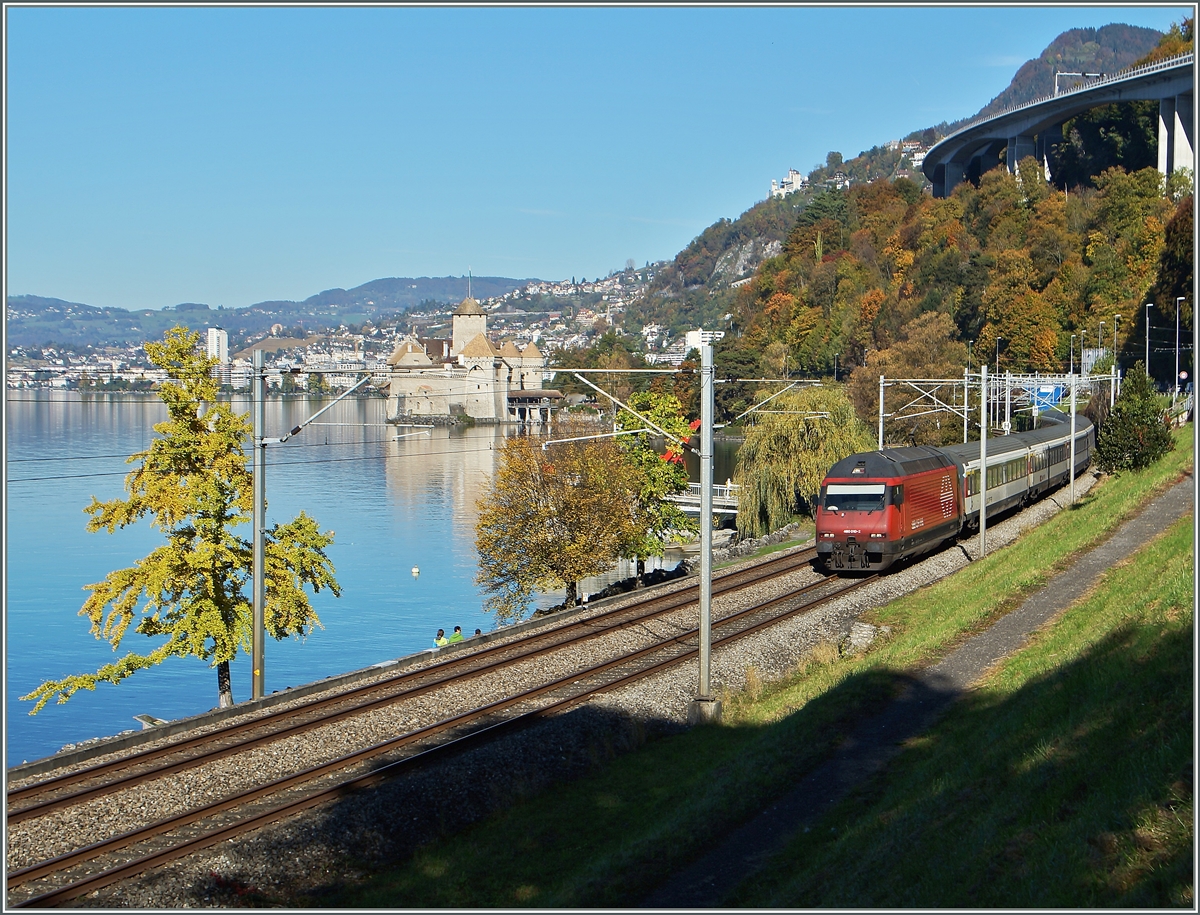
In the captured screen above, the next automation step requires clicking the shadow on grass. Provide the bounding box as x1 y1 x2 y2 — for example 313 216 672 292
735 620 1193 908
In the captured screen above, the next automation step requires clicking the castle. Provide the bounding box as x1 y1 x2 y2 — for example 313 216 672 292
384 296 560 424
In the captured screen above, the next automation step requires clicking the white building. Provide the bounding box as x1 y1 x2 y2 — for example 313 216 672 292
206 327 229 364
770 168 809 199
684 329 725 352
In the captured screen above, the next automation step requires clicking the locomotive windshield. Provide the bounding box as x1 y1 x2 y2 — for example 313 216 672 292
823 483 886 512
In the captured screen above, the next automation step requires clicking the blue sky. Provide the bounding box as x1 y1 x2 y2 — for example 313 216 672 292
5 5 1190 311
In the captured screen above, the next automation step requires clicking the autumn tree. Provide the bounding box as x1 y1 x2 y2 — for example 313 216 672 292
23 327 339 713
614 392 697 581
735 385 877 537
846 311 969 445
475 420 647 621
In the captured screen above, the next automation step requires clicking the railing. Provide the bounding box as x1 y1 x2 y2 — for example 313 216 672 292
941 52 1193 143
667 482 742 514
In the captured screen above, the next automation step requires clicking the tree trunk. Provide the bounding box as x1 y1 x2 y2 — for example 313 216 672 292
217 660 234 708
565 580 578 608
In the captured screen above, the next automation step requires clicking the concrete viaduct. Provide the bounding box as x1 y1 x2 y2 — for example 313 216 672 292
922 53 1194 197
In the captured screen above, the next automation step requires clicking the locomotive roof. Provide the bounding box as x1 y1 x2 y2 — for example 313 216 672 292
825 445 954 480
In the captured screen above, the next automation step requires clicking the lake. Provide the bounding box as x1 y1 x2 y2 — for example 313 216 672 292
5 392 739 765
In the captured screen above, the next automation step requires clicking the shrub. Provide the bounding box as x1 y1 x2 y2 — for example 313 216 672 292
1095 362 1175 472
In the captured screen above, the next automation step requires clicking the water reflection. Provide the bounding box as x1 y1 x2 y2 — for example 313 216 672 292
5 393 734 762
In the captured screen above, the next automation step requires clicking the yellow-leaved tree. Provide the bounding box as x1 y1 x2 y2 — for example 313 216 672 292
23 327 340 713
475 419 647 621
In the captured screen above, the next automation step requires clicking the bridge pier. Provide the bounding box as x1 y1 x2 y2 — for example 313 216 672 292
1159 93 1195 177
1036 125 1064 181
1006 134 1037 173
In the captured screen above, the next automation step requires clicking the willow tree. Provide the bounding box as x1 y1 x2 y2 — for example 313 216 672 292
735 385 877 538
475 420 647 621
22 327 340 713
614 392 697 581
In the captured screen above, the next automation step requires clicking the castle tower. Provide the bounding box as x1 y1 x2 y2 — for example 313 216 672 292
451 296 487 357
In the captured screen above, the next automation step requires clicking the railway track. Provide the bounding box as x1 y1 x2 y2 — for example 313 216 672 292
8 546 863 907
8 546 816 819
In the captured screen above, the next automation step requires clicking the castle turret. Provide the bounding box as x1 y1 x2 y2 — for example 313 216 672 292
451 296 487 356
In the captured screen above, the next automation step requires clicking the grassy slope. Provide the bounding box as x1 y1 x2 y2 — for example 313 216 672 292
328 429 1193 909
738 514 1194 907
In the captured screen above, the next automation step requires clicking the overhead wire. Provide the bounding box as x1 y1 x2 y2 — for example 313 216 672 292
7 438 527 484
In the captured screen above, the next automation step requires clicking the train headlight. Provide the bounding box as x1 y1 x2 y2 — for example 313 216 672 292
870 532 885 538
821 532 836 538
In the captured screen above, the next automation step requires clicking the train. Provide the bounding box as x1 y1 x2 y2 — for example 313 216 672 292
815 408 1095 572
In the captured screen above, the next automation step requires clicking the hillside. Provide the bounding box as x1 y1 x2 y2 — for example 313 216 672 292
624 22 1168 341
5 275 536 348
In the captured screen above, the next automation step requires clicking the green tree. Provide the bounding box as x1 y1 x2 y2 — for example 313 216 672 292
22 327 340 713
1095 361 1175 472
615 392 698 581
475 421 647 621
735 386 877 537
307 370 330 394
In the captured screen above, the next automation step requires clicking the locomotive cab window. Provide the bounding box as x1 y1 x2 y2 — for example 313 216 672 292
890 485 904 506
824 483 886 512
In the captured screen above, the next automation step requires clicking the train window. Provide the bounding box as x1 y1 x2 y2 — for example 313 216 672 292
965 470 979 496
891 485 904 506
824 483 886 512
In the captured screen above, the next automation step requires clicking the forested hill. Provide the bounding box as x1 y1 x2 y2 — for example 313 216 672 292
6 275 536 348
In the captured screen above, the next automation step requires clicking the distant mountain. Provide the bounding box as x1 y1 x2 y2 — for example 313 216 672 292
6 275 538 348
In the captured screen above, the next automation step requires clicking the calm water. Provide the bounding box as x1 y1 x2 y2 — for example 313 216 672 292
5 393 736 765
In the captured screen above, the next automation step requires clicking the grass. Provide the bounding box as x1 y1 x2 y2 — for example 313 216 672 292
321 429 1193 908
735 513 1194 907
713 520 814 570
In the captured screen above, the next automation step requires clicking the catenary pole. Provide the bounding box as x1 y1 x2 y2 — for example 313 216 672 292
1146 302 1153 379
1175 296 1183 403
1070 372 1076 505
252 349 266 701
688 344 721 724
878 374 885 449
963 369 969 443
979 364 988 558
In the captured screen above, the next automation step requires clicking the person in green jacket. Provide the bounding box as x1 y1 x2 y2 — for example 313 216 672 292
448 625 464 644
433 629 449 648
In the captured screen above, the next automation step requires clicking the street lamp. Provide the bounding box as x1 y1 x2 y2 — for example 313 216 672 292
995 336 1003 370
1070 334 1077 375
1175 296 1184 401
967 340 973 373
1145 302 1154 378
833 353 840 382
1098 321 1105 357
1113 314 1121 368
